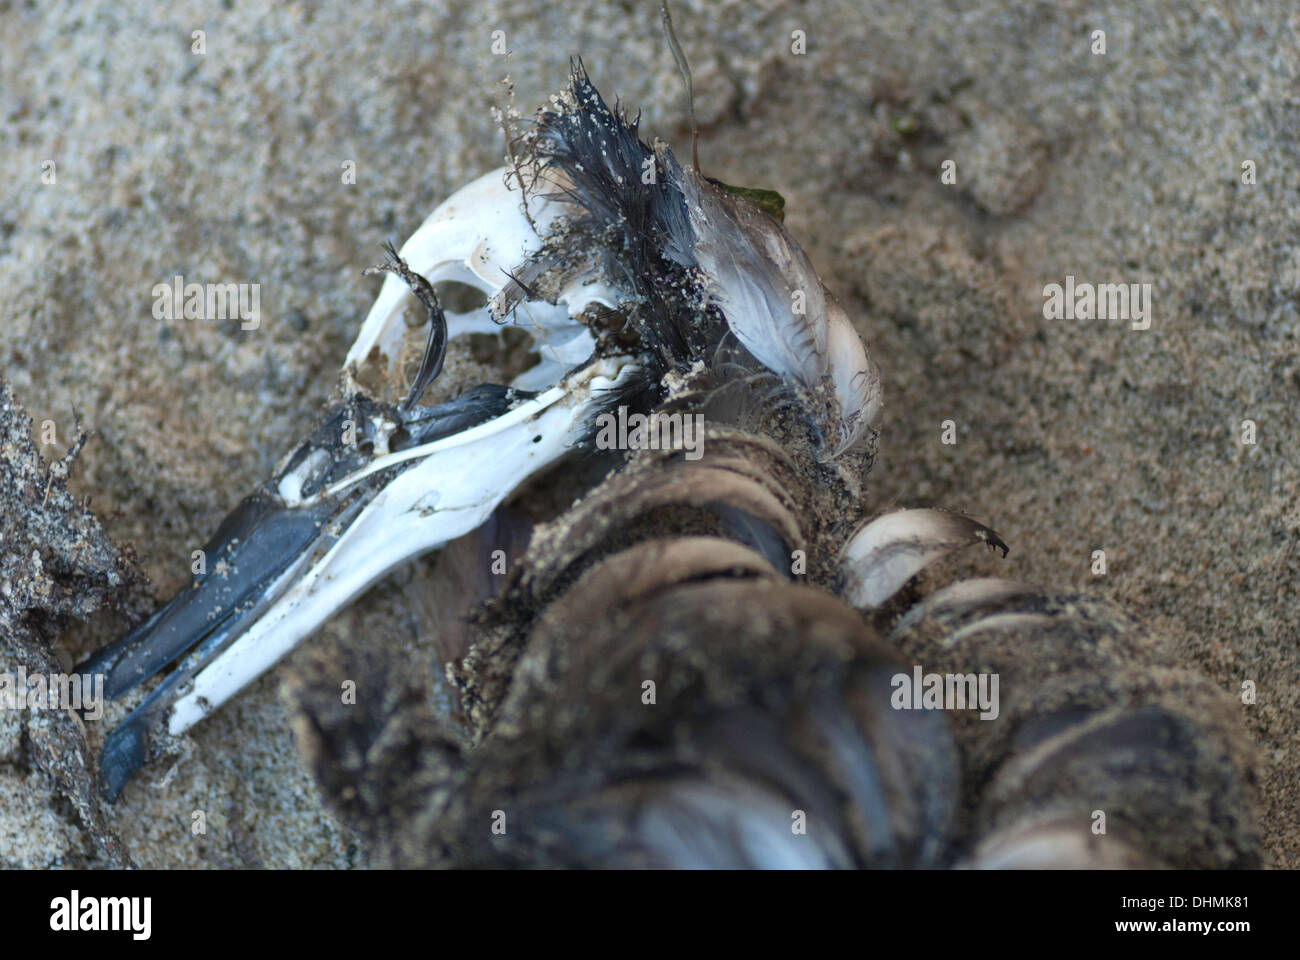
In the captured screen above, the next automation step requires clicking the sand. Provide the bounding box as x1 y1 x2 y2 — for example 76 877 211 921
0 0 1294 867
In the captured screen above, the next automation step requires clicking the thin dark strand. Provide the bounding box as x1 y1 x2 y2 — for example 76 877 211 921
660 0 700 174
499 267 541 303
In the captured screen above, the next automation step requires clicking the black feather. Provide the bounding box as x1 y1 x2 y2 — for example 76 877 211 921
531 60 723 378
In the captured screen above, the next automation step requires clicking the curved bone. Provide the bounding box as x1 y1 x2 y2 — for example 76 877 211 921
889 577 1040 637
840 508 1009 609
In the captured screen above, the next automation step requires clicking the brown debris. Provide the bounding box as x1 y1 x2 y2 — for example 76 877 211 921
0 376 143 868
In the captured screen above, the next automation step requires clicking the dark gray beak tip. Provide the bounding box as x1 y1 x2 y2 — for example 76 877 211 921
98 715 152 804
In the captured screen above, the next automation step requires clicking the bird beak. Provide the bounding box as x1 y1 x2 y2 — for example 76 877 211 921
86 356 635 801
81 165 638 800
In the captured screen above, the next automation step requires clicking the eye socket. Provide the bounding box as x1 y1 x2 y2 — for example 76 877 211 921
433 281 489 315
467 326 541 383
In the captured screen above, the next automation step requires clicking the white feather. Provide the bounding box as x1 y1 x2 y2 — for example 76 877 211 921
677 171 828 387
824 302 882 458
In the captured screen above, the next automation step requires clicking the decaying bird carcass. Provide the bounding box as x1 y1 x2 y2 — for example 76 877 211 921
286 67 1259 869
80 63 1261 868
